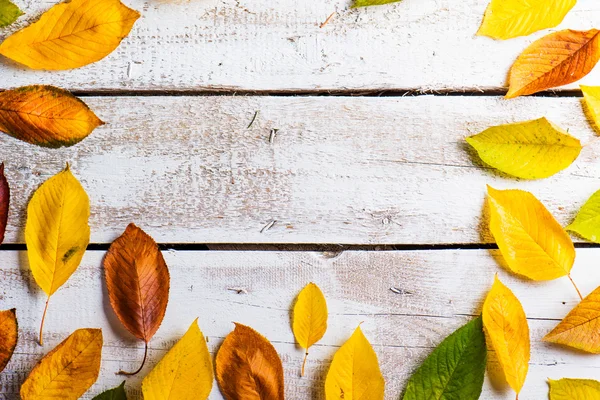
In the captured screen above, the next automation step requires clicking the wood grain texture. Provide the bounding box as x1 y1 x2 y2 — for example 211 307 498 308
0 249 599 399
0 95 599 244
0 0 599 91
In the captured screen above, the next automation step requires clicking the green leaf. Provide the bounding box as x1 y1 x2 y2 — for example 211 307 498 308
567 189 600 243
0 0 23 28
353 0 402 8
402 317 487 400
92 382 127 400
466 117 581 179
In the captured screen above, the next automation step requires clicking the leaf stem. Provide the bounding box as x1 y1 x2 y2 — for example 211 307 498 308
117 341 148 376
568 274 583 301
301 351 309 377
39 297 50 346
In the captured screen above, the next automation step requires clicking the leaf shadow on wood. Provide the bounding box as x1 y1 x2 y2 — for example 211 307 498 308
16 187 41 297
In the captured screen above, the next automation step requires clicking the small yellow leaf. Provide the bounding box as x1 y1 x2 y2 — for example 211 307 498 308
482 276 530 395
292 282 327 376
21 328 103 400
581 85 600 133
325 325 384 400
549 378 600 399
487 186 575 280
142 319 213 400
477 0 576 40
0 0 140 70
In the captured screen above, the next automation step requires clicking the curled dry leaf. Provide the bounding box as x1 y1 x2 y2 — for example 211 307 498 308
292 282 327 376
0 85 104 148
482 276 530 396
325 325 384 400
0 0 140 70
507 29 600 98
567 189 600 243
0 308 17 373
104 223 170 375
21 328 103 400
466 117 581 179
0 0 22 28
92 382 127 400
25 165 90 345
581 85 600 133
142 319 213 400
216 323 284 400
0 163 8 245
549 378 600 399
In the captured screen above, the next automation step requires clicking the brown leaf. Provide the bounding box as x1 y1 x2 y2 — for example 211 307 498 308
507 29 600 98
0 163 8 245
104 223 170 375
0 308 17 373
216 323 284 400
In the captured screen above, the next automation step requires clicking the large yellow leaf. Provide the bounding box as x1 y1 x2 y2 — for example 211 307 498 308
0 0 140 70
482 276 530 395
466 118 581 179
21 328 103 400
487 186 575 280
292 282 327 376
25 165 90 344
581 85 600 133
549 378 600 399
325 325 384 400
142 319 213 400
544 285 600 353
477 0 575 40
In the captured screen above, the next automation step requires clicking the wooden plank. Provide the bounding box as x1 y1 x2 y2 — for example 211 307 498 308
0 0 598 91
0 249 598 399
1 95 598 244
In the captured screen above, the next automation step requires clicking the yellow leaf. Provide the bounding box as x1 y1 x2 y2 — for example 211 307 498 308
487 186 575 280
325 325 384 400
549 378 600 399
482 276 530 395
0 308 17 373
21 328 103 400
0 0 140 70
142 319 213 400
25 165 90 344
466 117 581 179
477 0 575 40
292 282 328 376
581 85 600 133
544 285 600 353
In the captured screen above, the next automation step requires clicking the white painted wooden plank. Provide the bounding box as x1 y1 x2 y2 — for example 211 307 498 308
0 0 598 91
0 249 598 399
1 95 599 244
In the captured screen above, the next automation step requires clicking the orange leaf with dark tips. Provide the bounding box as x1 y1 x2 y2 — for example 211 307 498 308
104 223 170 375
0 308 17 373
0 163 8 245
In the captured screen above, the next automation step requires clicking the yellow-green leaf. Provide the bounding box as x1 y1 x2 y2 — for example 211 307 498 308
0 0 22 28
567 189 600 243
142 319 213 400
487 186 575 280
581 85 600 133
292 282 327 376
549 378 600 399
477 0 576 40
21 328 103 400
353 0 401 7
0 0 140 70
325 325 384 400
467 117 581 179
482 276 530 395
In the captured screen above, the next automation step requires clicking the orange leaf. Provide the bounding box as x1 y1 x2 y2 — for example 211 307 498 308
0 163 8 245
104 223 170 375
216 323 284 400
507 29 600 99
0 308 17 373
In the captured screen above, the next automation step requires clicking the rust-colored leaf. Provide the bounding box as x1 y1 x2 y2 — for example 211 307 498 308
507 29 600 98
0 308 17 373
104 223 170 375
216 323 284 400
0 163 8 245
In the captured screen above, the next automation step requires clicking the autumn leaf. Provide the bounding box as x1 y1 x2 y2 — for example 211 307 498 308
325 325 384 400
25 164 90 345
104 223 170 375
143 319 213 400
0 85 104 148
292 282 327 376
216 323 284 400
0 0 140 70
0 163 8 245
549 378 600 399
21 328 103 400
477 0 575 40
0 0 22 28
581 85 600 133
0 308 17 373
402 316 486 400
466 118 581 179
482 276 530 395
567 189 600 243
93 382 127 400
487 186 576 281
507 29 600 98
353 0 402 7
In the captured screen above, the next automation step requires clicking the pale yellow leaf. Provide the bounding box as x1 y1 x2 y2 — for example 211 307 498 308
549 378 600 399
293 282 327 376
581 85 600 134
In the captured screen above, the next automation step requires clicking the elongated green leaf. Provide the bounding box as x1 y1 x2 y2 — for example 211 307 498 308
0 0 22 28
92 382 127 400
466 117 581 179
353 0 401 7
568 190 600 243
403 317 487 400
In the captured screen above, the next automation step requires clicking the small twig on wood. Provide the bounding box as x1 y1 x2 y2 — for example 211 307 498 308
390 287 413 295
260 219 276 233
269 128 279 143
320 12 336 28
227 287 248 294
247 110 259 129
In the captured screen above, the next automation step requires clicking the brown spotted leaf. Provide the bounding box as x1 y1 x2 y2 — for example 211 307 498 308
0 163 8 245
0 308 17 373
